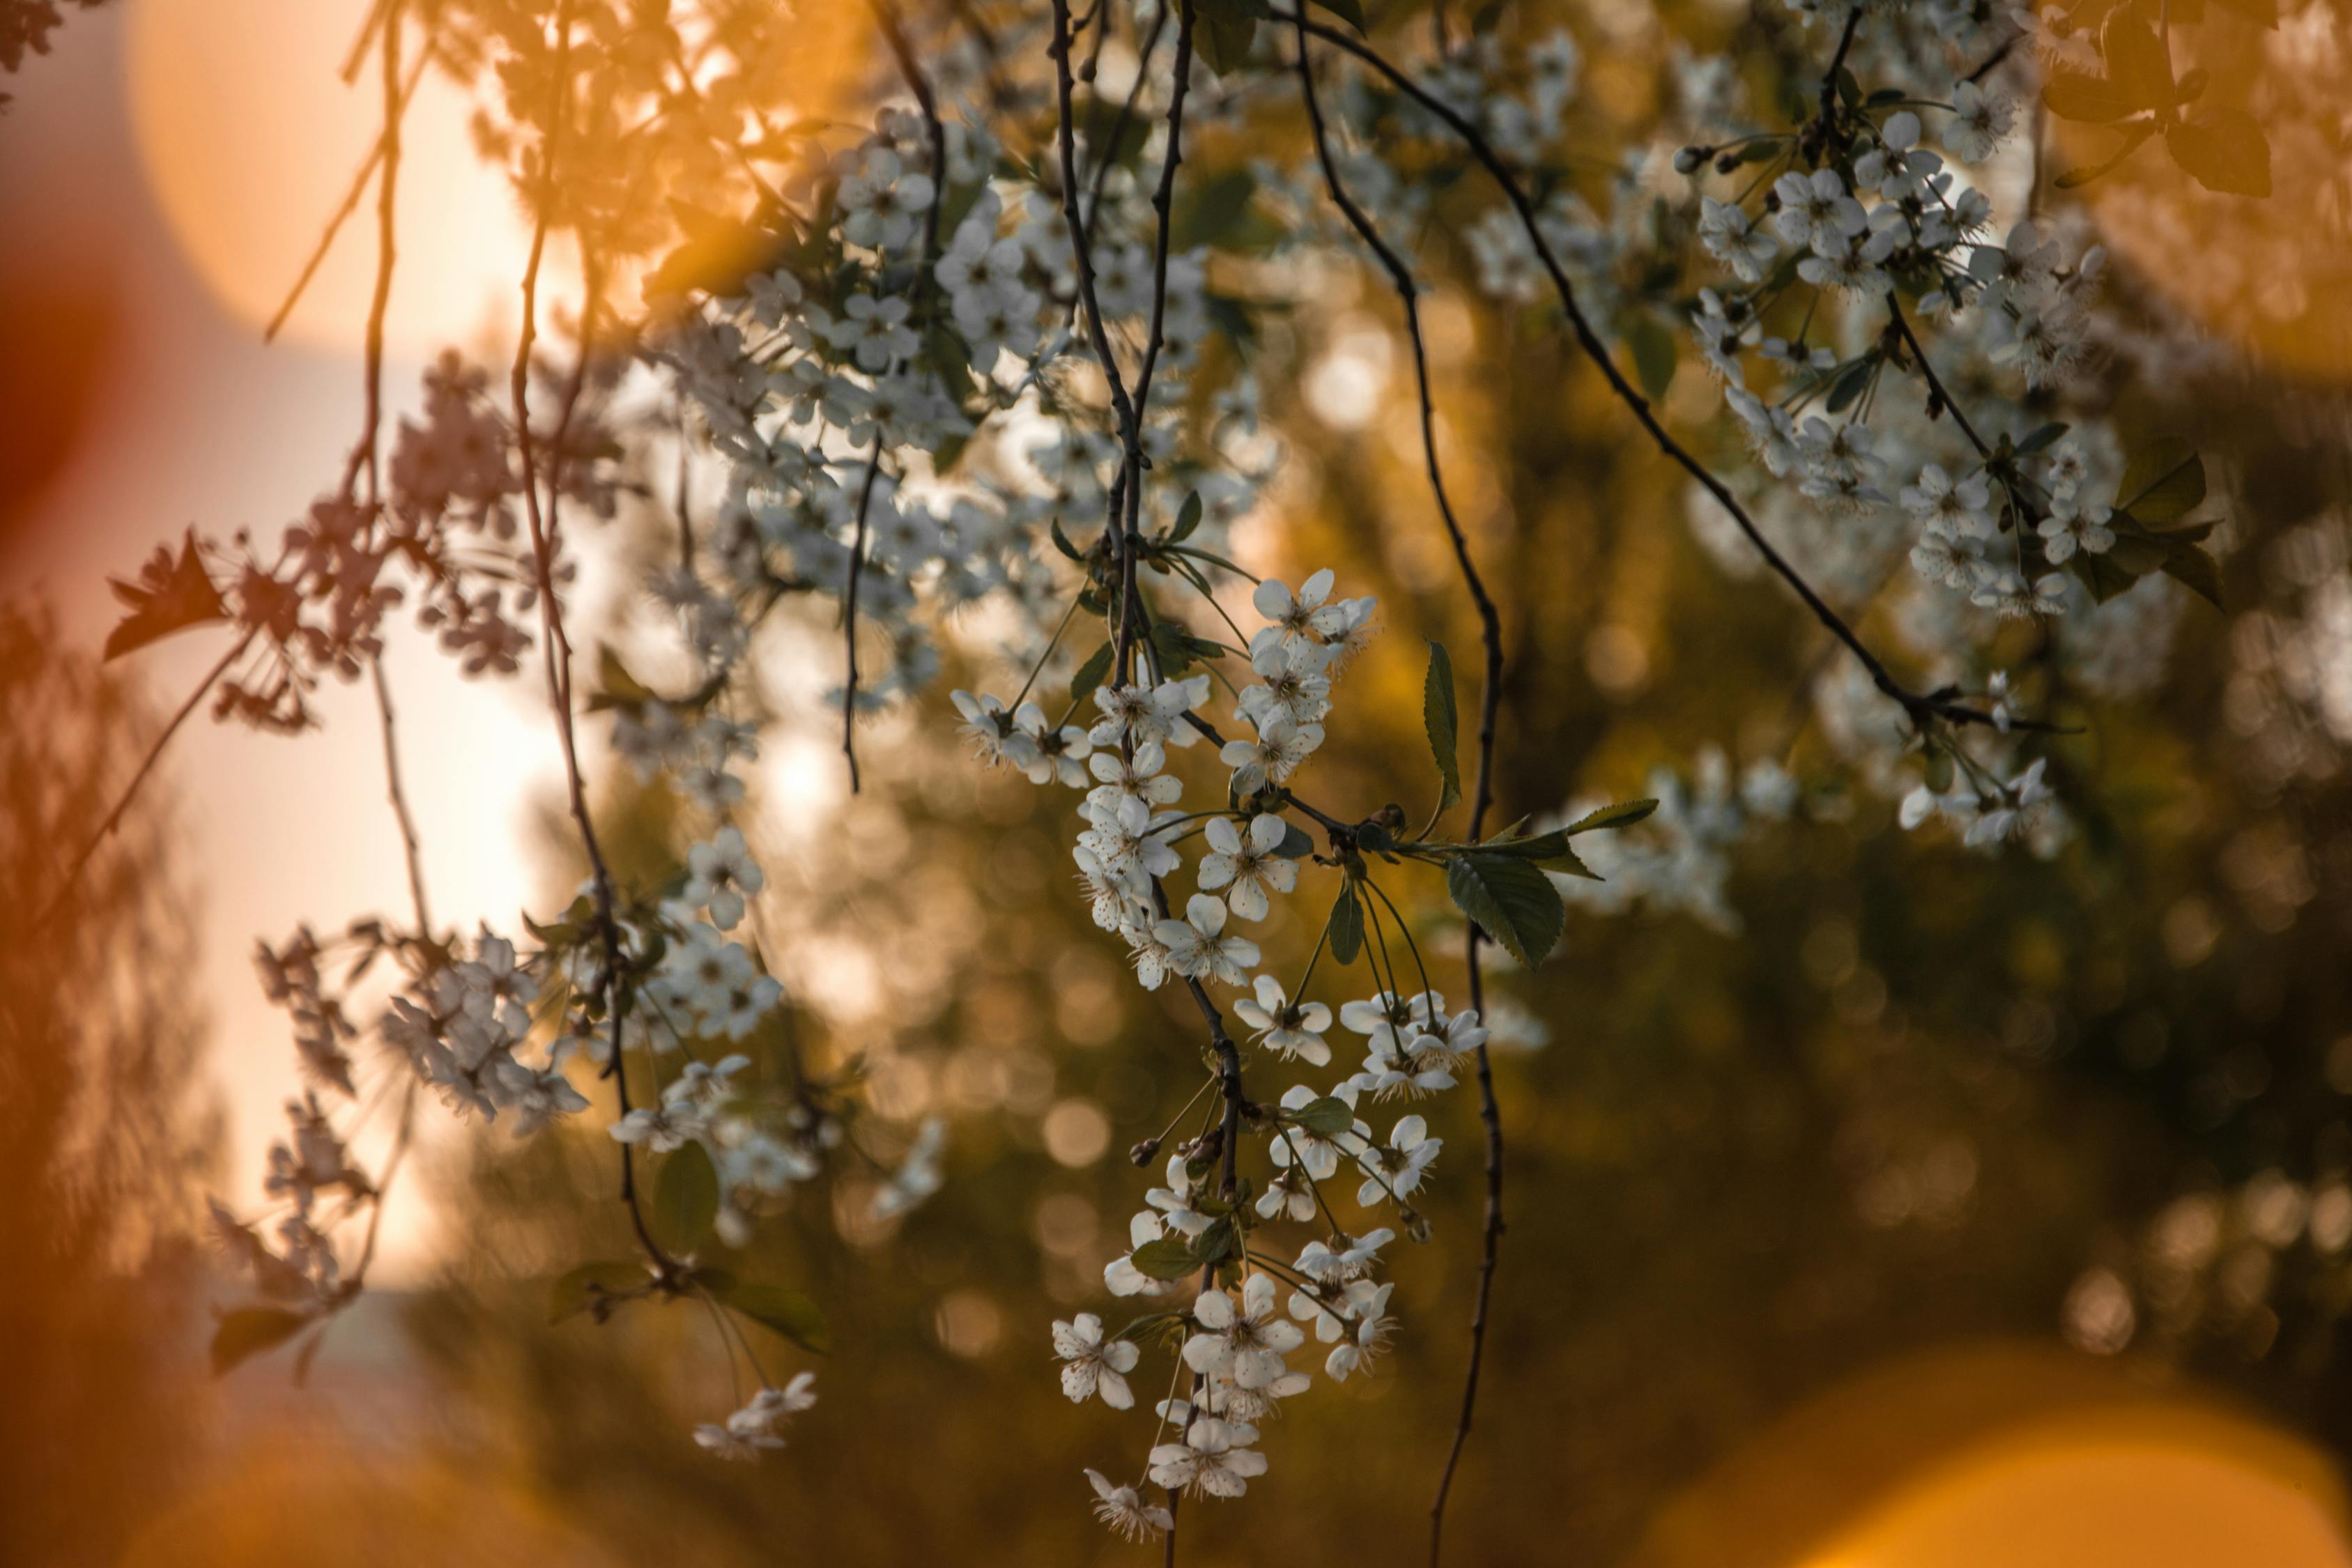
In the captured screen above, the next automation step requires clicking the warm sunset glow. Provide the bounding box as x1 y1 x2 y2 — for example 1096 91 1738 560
125 0 571 355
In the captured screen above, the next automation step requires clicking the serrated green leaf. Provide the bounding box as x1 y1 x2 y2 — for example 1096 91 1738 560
1826 360 1873 415
2160 540 2224 607
1445 852 1566 967
655 1141 721 1254
2043 68 2141 123
549 1259 652 1324
1309 0 1366 29
1291 1096 1358 1137
1150 620 1192 677
1192 0 1263 77
1194 1215 1239 1269
711 1279 833 1355
1423 640 1462 813
1170 491 1203 544
1478 830 1599 878
2116 443 2206 523
1328 885 1364 966
1627 318 1677 403
1561 797 1659 835
2163 107 2273 197
103 528 229 663
1130 1237 1202 1282
210 1307 308 1376
1070 642 1114 706
2068 546 2140 604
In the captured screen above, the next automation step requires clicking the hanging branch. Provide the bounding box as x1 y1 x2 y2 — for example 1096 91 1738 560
840 0 949 793
1285 24 1507 1562
1273 9 2022 741
507 0 677 1286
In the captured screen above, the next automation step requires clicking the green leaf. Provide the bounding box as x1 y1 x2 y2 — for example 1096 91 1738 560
1275 820 1316 859
1291 1096 1358 1137
2017 422 2070 454
1328 885 1364 966
2100 13 2176 114
711 1279 833 1355
104 528 228 662
1170 491 1204 544
655 1141 721 1254
2160 541 2224 608
2043 68 2142 123
1627 318 1677 402
586 643 658 713
1050 517 1087 562
1150 620 1193 677
1130 1237 1202 1282
1423 640 1462 813
1171 166 1260 246
2069 546 2141 604
2115 442 2206 523
2163 107 2273 197
1479 830 1597 878
1560 797 1659 835
1192 0 1261 76
549 1259 652 1324
1070 642 1114 706
1307 0 1367 30
1825 360 1873 415
210 1307 308 1376
1194 1215 1239 1269
1445 852 1567 968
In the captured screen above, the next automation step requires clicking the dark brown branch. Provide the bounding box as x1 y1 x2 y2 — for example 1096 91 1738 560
507 0 675 1284
1884 291 1990 458
1082 3 1169 240
1285 29 1508 1560
1819 5 1864 148
1274 11 2022 738
838 0 949 793
266 43 432 346
34 626 256 930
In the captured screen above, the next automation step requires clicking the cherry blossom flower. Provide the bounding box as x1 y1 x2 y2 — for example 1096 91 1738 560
1052 1312 1140 1408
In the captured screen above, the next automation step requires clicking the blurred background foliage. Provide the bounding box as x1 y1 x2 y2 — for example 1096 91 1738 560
8 0 2352 1562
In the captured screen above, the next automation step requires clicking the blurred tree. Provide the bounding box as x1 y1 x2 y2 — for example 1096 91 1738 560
0 599 217 1567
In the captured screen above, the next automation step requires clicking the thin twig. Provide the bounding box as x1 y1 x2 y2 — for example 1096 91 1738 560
1274 11 2022 738
1284 25 1509 1560
35 626 256 930
839 0 949 792
266 44 433 345
507 0 675 1283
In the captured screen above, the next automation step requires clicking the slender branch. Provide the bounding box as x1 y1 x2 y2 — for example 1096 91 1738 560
370 655 432 939
1286 33 1509 1554
1273 10 2022 737
1884 291 1990 458
1819 5 1864 148
507 0 675 1283
266 43 433 345
1082 3 1169 238
35 626 256 930
839 0 949 792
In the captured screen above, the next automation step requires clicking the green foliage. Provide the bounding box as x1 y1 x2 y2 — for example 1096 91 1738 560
655 1141 721 1254
209 1307 308 1376
103 529 226 662
548 1260 652 1324
1424 640 1463 814
1445 852 1567 968
709 1279 833 1355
